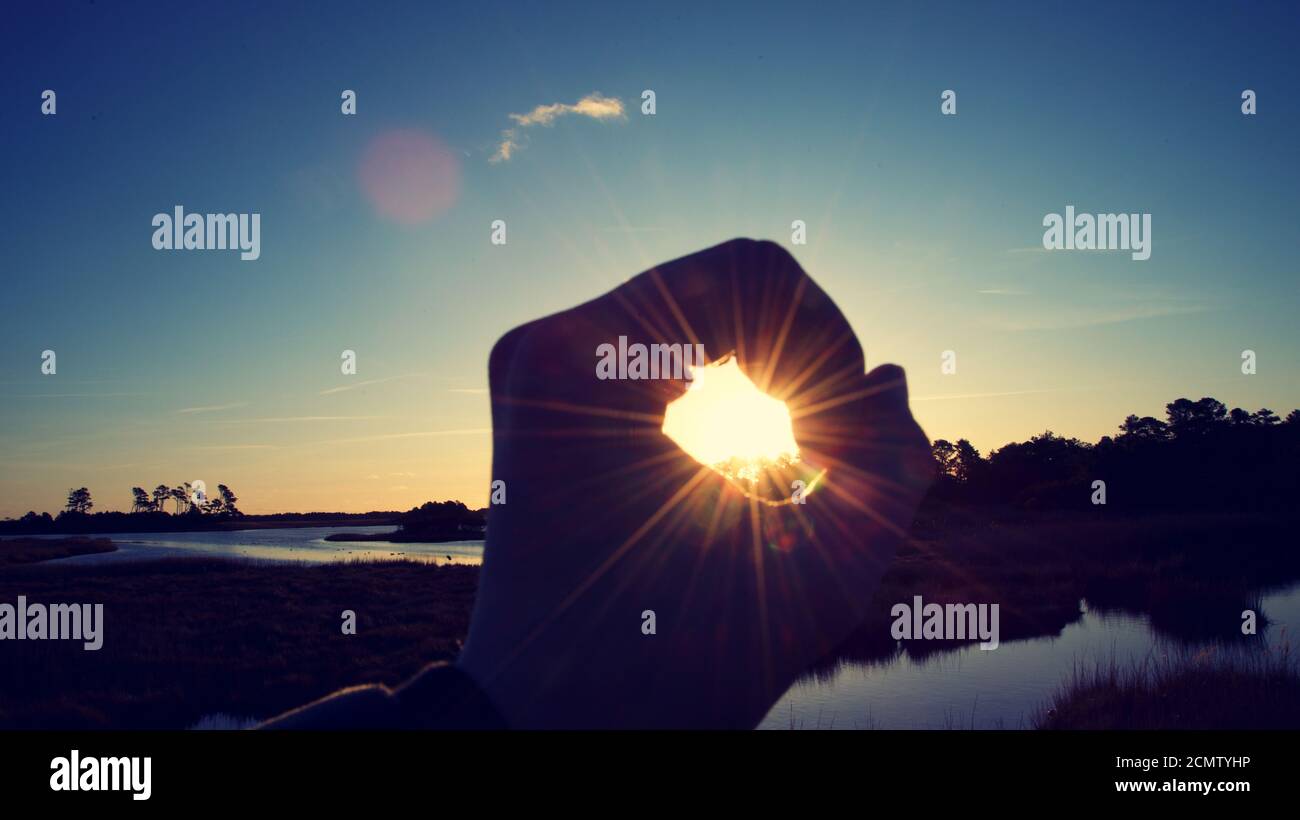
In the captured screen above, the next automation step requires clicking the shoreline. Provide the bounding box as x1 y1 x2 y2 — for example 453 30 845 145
0 517 402 538
323 529 485 544
29 529 484 569
0 537 117 566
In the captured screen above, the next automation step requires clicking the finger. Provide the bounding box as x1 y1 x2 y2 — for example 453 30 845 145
492 239 863 420
798 364 933 525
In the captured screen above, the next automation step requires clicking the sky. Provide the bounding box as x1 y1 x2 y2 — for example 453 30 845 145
2 1 1298 516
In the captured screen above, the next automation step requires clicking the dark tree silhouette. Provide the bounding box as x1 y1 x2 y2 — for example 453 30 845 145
393 500 485 540
130 487 151 513
953 439 983 483
1165 397 1227 437
1 479 258 534
1251 408 1280 426
12 511 55 533
152 485 170 513
931 439 957 477
217 484 241 517
1118 414 1170 442
929 396 1300 512
65 487 93 514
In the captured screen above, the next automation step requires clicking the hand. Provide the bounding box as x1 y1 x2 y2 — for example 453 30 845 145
456 239 933 728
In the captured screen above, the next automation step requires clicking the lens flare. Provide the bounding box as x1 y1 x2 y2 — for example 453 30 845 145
358 130 461 225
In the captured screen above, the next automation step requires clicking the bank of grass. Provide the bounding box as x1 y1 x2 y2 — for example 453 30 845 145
0 557 476 730
1034 647 1300 729
0 536 116 565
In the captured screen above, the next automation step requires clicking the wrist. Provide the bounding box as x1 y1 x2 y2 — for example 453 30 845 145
395 661 509 730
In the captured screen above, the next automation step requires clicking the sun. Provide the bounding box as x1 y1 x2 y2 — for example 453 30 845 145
661 357 801 482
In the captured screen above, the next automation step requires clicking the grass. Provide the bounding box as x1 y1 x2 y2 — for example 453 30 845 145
1034 644 1300 729
0 557 477 729
0 536 116 565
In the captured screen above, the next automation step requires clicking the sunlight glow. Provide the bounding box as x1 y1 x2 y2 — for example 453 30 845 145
662 357 801 482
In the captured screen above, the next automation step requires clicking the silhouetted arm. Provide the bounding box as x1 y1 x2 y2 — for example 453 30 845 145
258 662 507 730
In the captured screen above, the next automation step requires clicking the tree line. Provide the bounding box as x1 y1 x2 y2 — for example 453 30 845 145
62 483 242 517
3 484 243 534
929 398 1300 512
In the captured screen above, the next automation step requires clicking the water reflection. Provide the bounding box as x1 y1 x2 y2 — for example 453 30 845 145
761 583 1300 729
39 526 484 566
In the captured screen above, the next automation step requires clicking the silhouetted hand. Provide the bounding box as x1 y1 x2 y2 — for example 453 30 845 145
456 239 933 729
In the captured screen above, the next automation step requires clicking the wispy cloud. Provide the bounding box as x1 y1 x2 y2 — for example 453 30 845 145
912 388 1065 402
0 378 125 386
319 375 409 396
491 92 626 163
306 428 491 447
14 392 142 399
977 288 1030 296
448 388 488 395
205 416 387 424
178 402 248 414
990 303 1209 331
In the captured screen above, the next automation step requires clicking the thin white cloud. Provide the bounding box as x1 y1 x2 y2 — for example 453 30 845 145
602 225 666 233
491 92 626 163
178 402 248 414
319 375 409 396
448 388 488 395
990 304 1209 331
305 428 491 447
0 378 124 386
14 392 142 399
912 388 1064 402
205 416 387 424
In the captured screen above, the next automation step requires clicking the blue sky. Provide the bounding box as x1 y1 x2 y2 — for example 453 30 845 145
2 1 1298 515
